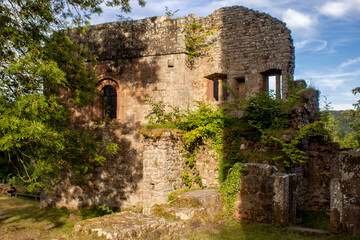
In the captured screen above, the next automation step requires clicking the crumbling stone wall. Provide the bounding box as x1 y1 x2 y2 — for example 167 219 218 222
286 85 340 211
141 129 185 209
41 123 145 210
235 163 297 226
68 6 294 125
297 136 340 211
41 128 219 210
331 148 360 235
44 6 294 210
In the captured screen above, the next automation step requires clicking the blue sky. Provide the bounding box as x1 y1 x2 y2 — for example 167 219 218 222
90 0 360 110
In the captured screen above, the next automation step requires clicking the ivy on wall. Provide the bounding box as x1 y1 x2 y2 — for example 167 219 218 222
182 22 219 68
143 84 327 216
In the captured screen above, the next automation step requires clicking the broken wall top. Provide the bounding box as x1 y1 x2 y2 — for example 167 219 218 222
70 6 294 75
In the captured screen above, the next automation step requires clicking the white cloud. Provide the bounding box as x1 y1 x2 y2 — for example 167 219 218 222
330 103 355 110
303 70 360 91
320 1 348 17
283 9 315 30
295 39 328 52
320 0 360 18
339 57 360 68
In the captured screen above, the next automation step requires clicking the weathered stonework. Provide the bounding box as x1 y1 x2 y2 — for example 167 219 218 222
235 163 297 226
298 136 340 211
330 148 360 235
42 6 294 211
68 5 294 125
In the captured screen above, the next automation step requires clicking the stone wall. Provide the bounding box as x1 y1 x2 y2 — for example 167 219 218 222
286 84 340 212
330 148 360 235
68 6 294 125
41 128 219 210
142 129 185 209
296 136 340 211
44 6 294 210
235 163 297 226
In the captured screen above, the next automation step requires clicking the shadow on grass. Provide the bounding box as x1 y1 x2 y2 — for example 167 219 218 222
186 221 360 240
0 196 73 227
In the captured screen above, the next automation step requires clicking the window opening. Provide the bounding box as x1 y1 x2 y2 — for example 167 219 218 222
222 78 228 101
262 70 282 99
205 73 228 102
213 79 219 101
102 85 117 119
235 77 246 99
269 76 276 98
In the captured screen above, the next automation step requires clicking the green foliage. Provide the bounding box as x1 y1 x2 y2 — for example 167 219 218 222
181 171 193 188
324 111 358 148
182 22 219 67
322 87 360 148
262 121 325 167
80 205 115 220
349 87 360 147
239 91 292 141
0 0 143 191
145 99 226 188
144 97 183 127
164 6 179 18
145 87 325 216
220 163 244 217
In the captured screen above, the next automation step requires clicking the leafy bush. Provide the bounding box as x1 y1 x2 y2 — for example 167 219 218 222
144 85 326 216
80 205 115 220
239 91 292 141
220 163 244 216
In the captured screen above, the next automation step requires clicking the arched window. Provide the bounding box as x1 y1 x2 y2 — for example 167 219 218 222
102 85 117 119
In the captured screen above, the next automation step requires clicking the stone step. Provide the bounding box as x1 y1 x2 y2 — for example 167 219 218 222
74 211 186 240
73 189 224 239
150 205 207 221
179 189 222 209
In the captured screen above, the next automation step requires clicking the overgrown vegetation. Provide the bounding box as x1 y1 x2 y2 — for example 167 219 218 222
183 22 219 67
220 163 244 216
0 0 146 191
323 87 360 148
145 83 326 216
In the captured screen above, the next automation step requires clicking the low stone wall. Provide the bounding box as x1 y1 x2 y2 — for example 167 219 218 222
297 136 340 211
142 129 185 209
330 148 360 235
142 129 220 211
235 163 296 226
41 127 219 211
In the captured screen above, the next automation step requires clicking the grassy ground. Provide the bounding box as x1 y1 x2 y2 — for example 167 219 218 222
296 209 330 231
0 195 101 240
186 222 360 240
1 195 360 240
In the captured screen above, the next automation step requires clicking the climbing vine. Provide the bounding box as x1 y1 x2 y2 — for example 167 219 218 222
183 22 219 68
144 85 327 216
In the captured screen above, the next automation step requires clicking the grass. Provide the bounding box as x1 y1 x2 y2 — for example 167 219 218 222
186 221 360 240
296 209 330 231
1 195 360 240
0 195 103 240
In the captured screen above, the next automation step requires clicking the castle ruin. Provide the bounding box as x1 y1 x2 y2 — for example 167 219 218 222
41 6 295 210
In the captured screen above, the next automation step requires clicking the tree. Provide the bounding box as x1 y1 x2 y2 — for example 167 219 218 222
349 87 360 147
0 0 145 191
